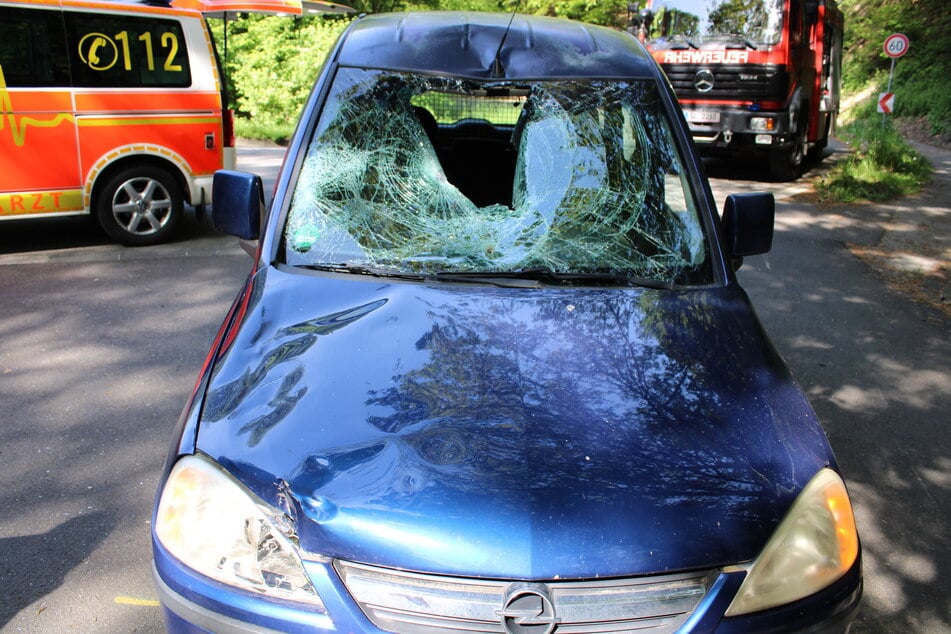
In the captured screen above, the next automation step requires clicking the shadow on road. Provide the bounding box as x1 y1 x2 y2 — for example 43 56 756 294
0 254 252 631
738 190 950 633
704 148 840 183
0 209 222 257
0 511 113 628
0 216 110 254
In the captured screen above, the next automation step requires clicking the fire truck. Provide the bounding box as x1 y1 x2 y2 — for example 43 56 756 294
633 0 843 180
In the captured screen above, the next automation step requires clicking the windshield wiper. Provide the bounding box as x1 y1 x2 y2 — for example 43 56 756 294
707 33 758 50
299 264 675 290
300 263 426 281
668 38 699 50
725 39 758 50
436 268 674 290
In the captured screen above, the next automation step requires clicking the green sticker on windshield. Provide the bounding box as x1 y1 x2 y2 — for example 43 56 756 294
293 223 320 252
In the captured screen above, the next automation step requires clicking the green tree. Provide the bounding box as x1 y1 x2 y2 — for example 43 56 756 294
212 14 352 127
498 0 627 27
409 0 499 8
653 7 700 38
351 0 442 12
707 0 768 35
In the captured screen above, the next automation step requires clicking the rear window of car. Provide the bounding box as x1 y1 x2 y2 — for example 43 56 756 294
411 91 523 126
284 68 711 286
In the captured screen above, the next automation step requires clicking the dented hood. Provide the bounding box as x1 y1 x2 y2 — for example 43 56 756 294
194 267 833 579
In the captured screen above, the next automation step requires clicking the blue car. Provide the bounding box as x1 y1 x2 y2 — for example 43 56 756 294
151 11 862 633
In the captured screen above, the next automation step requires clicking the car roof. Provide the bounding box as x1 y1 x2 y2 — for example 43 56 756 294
334 11 661 80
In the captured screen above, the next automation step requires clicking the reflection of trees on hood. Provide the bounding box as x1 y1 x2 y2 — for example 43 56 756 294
368 319 524 434
359 289 815 505
365 291 701 436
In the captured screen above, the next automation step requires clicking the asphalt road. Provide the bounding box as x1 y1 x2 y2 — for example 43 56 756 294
0 146 947 633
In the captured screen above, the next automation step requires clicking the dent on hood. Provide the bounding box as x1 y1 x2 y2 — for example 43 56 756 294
202 296 388 446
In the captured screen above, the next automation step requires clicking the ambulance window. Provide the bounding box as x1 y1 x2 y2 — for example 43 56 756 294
0 7 69 87
65 12 191 88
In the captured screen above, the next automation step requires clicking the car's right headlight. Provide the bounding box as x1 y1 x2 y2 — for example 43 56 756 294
154 453 325 610
725 467 859 616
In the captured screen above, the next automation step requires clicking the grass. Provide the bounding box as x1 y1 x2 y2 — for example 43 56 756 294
815 118 932 203
234 118 295 146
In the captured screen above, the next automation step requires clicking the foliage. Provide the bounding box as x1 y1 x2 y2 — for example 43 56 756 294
351 0 450 11
212 0 631 139
838 0 951 137
815 119 931 203
814 0 947 203
708 0 768 35
220 0 951 152
406 0 497 9
210 14 352 129
652 7 698 37
497 0 627 27
233 118 297 145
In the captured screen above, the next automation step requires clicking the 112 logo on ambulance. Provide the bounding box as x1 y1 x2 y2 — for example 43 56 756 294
77 28 184 73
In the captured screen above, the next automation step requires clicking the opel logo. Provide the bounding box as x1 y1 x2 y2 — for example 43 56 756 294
694 69 715 92
497 583 560 634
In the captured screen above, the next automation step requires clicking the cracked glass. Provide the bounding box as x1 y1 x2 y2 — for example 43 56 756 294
284 68 711 285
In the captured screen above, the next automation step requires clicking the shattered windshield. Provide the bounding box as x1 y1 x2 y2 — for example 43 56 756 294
284 68 711 285
647 0 785 46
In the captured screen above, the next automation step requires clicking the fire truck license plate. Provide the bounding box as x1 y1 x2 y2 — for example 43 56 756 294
686 110 720 123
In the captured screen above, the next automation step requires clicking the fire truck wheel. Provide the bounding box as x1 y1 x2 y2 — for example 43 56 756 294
808 117 833 162
96 166 184 246
769 124 806 182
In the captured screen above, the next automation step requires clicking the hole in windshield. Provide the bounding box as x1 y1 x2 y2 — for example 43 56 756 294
284 68 712 286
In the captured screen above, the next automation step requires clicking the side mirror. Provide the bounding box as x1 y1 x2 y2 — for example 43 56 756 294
721 192 774 269
212 170 264 241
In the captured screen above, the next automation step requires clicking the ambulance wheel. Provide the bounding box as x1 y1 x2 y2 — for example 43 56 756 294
96 166 183 246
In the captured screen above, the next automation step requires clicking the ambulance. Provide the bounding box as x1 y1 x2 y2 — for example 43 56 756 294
0 0 351 246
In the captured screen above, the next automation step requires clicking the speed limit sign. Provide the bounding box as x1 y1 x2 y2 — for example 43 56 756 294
883 33 910 59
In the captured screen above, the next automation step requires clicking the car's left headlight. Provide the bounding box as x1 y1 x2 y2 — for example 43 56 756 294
725 467 859 616
154 453 325 609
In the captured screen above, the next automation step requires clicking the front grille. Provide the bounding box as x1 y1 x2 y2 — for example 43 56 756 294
662 64 788 101
335 560 714 634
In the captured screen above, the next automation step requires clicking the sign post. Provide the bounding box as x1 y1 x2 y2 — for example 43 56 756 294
881 33 909 124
